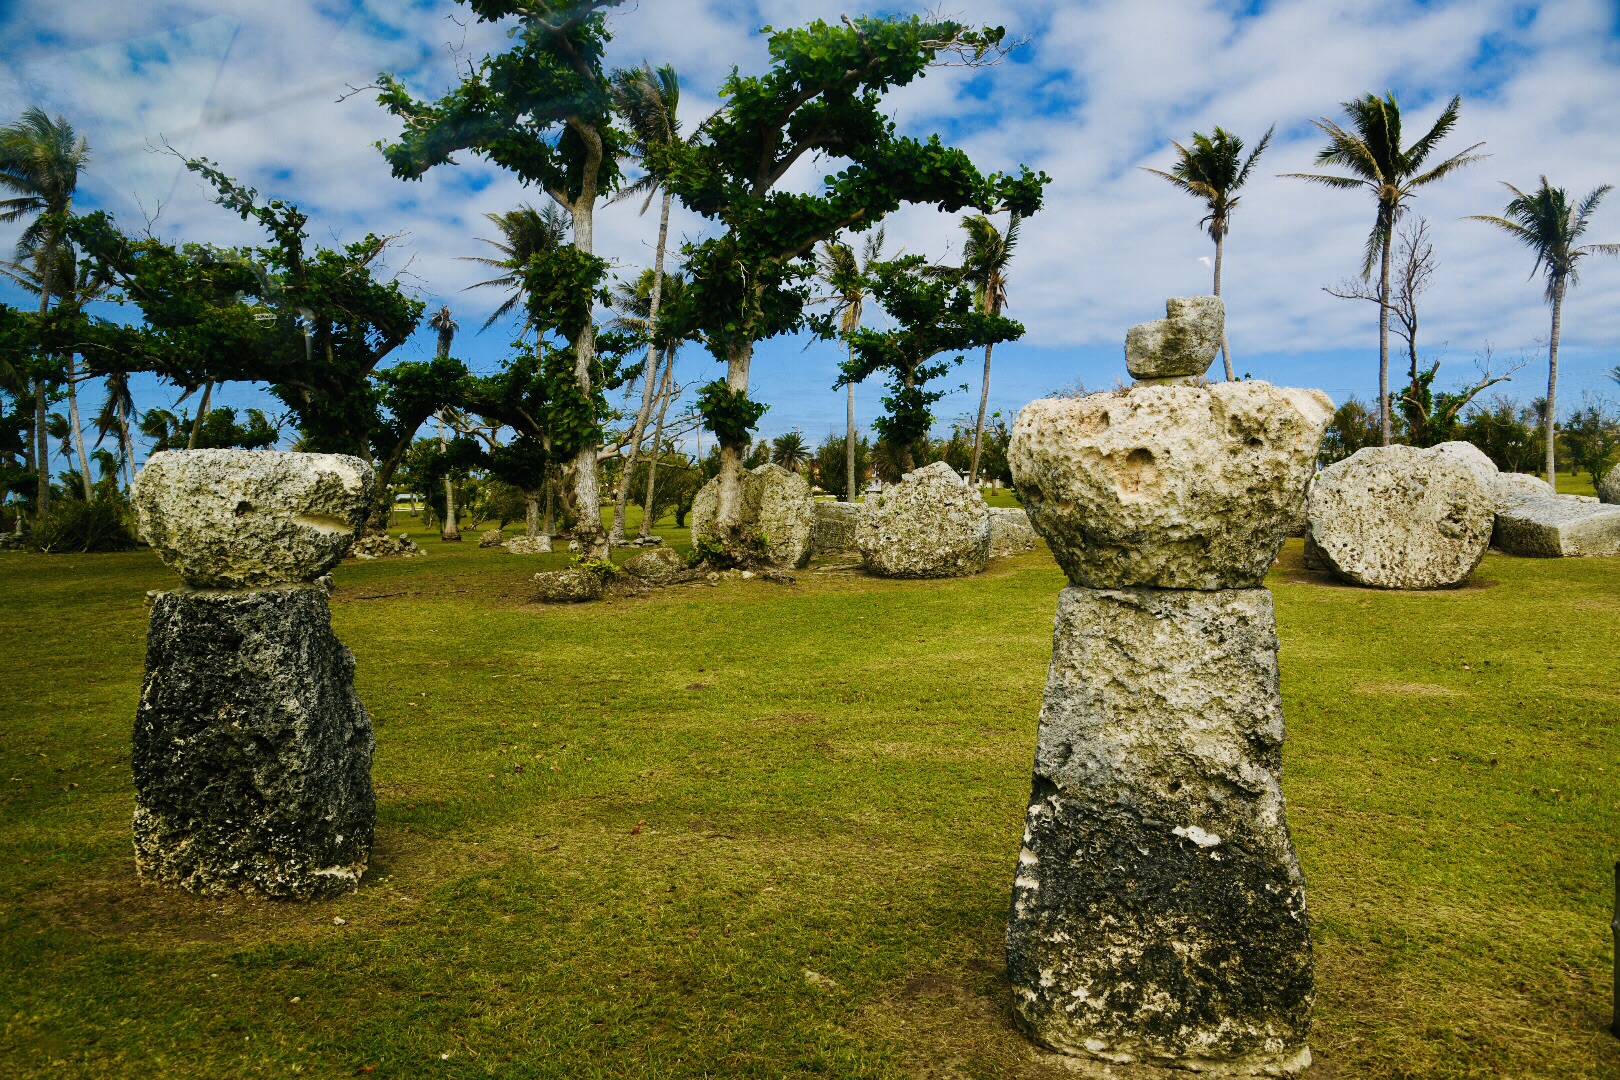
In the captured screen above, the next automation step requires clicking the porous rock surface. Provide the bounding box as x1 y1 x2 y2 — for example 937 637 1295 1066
857 461 991 579
1125 296 1224 382
133 586 375 899
1007 586 1312 1074
810 500 860 555
989 506 1036 557
134 450 373 588
351 532 423 559
1428 440 1499 489
622 546 685 584
478 529 506 548
1598 469 1620 505
533 567 603 602
1495 472 1556 509
690 462 815 568
1010 382 1333 590
1307 445 1494 589
505 535 552 555
1494 497 1620 557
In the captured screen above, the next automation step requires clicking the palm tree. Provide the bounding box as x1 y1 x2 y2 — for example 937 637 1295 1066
606 62 694 541
815 228 885 500
1469 178 1620 483
955 214 1021 483
94 371 136 492
428 305 461 540
1285 93 1485 444
1142 125 1273 380
461 204 570 334
771 431 807 472
0 107 91 512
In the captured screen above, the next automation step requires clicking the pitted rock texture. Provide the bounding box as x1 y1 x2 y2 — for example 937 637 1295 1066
533 567 604 602
622 546 685 584
690 463 815 568
1125 296 1225 382
989 506 1037 557
1494 496 1620 557
1011 383 1332 590
810 501 860 555
505 535 552 554
1008 586 1312 1075
857 461 992 579
134 450 374 588
1599 469 1620 505
1428 440 1499 490
352 532 423 559
1307 445 1494 588
478 529 506 548
1495 472 1556 510
133 587 375 900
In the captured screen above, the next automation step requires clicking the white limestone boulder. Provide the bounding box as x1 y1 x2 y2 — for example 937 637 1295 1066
1598 469 1620 505
1125 296 1225 382
857 461 992 578
1307 445 1494 588
1010 382 1333 590
133 450 374 589
988 506 1036 557
690 462 814 569
1494 497 1620 557
1495 472 1556 510
504 535 552 554
810 500 860 555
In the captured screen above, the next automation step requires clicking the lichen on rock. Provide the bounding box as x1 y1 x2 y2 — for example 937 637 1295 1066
856 461 991 578
689 463 815 569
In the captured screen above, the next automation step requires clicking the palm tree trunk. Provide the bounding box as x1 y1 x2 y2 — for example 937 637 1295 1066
610 191 674 542
1377 226 1394 446
119 398 135 491
186 381 213 450
33 285 51 514
968 340 995 486
568 196 608 558
640 351 675 538
438 412 460 541
845 344 858 501
65 354 92 500
1545 276 1564 485
1214 233 1234 381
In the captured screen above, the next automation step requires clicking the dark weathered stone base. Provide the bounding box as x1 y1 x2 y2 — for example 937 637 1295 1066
1007 586 1312 1073
133 586 375 900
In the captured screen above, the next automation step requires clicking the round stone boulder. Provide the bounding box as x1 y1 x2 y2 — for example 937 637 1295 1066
1495 471 1556 510
1010 382 1333 590
690 462 814 568
1307 445 1494 589
477 529 506 548
504 535 552 554
857 461 992 578
1599 469 1620 505
988 506 1036 557
532 567 603 603
133 450 374 589
622 546 685 584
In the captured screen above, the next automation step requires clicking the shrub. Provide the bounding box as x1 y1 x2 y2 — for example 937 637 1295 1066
32 498 138 554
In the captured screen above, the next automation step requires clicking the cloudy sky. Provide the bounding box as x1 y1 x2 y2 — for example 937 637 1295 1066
3 0 1618 470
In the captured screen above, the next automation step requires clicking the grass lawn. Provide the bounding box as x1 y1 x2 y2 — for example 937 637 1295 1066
2 510 1617 1079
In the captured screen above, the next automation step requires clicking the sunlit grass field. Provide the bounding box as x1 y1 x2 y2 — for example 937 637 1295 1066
2 498 1617 1079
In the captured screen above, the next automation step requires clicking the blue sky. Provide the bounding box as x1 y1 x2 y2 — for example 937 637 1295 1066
3 0 1619 471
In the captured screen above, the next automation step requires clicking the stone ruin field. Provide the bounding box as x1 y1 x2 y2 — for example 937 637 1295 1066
1 501 1617 1079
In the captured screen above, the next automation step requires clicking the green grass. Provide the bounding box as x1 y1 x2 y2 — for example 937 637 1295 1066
2 511 1618 1079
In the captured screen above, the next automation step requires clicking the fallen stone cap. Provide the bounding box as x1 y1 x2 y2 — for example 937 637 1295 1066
1125 295 1224 382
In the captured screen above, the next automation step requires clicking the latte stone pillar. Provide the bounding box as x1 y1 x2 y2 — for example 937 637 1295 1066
130 449 378 900
1004 297 1334 1076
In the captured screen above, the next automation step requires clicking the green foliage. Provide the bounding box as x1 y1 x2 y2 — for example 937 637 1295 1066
29 494 136 553
695 381 768 446
572 556 620 580
1143 125 1274 243
770 431 807 472
138 406 280 452
812 431 870 500
1458 395 1544 474
1321 397 1383 464
1561 397 1620 486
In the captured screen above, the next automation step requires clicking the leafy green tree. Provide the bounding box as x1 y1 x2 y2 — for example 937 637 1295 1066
1143 125 1272 380
137 406 280 452
1468 177 1620 482
770 430 807 472
1286 93 1485 444
1320 397 1383 464
0 107 91 513
839 256 1022 474
812 429 870 500
1459 395 1543 474
377 0 625 555
461 204 572 335
659 15 1046 548
815 228 884 501
1562 395 1620 487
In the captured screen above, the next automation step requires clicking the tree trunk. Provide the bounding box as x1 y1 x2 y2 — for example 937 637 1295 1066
845 342 858 501
1546 276 1564 486
66 355 92 501
525 491 540 537
1214 233 1234 381
568 196 608 558
713 340 753 534
610 190 674 542
968 339 995 486
640 351 676 538
33 282 52 514
186 381 213 450
119 400 136 492
438 412 460 541
1376 225 1393 446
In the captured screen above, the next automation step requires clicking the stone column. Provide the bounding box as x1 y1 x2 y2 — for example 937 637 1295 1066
1005 300 1333 1076
131 450 377 900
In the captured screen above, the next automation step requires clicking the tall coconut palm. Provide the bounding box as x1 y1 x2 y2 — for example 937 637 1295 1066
460 204 570 334
94 371 137 491
815 228 885 500
955 213 1021 484
1285 92 1485 444
0 107 91 511
1468 178 1620 483
1142 125 1273 380
606 62 693 541
428 305 461 540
